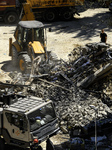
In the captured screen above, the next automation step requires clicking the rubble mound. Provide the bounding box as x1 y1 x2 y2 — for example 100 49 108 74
5 42 112 137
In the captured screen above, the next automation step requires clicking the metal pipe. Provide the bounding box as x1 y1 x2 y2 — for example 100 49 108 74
89 105 98 150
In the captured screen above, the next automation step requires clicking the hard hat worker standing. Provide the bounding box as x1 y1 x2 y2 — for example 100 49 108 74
100 29 107 43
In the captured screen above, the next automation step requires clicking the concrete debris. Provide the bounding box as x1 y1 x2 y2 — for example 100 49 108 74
77 62 112 88
3 42 112 142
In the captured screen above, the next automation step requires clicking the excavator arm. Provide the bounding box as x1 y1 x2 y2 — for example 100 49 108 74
20 3 35 21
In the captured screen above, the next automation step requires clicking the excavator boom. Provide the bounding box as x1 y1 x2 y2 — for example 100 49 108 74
21 3 35 21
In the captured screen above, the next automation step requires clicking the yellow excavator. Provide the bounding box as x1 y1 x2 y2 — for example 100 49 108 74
9 18 59 74
9 20 49 74
9 2 59 74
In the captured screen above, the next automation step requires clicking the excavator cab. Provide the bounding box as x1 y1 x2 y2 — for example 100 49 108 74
9 20 47 73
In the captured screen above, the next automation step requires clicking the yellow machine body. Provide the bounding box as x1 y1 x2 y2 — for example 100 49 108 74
9 20 47 73
9 40 21 56
21 3 35 21
29 41 45 54
26 0 84 8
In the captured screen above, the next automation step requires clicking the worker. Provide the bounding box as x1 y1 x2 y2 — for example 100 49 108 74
100 29 107 43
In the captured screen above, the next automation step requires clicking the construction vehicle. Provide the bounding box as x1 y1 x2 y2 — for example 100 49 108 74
0 0 21 24
9 20 53 74
0 0 84 23
0 88 59 150
21 0 84 21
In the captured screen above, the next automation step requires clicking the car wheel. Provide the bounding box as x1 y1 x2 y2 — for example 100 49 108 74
18 54 31 74
60 9 73 21
43 9 57 22
4 12 18 24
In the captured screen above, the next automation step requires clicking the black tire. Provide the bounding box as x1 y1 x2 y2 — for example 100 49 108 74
0 138 5 150
18 54 31 74
4 12 18 24
12 46 18 67
43 9 57 22
60 9 73 21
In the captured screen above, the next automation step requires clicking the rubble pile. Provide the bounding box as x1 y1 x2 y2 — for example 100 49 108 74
68 43 112 88
22 80 112 136
7 42 112 137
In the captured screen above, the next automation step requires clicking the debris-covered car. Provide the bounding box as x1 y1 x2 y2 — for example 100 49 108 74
0 88 59 150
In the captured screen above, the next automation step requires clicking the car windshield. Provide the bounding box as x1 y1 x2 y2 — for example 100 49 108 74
22 28 44 44
28 103 56 131
34 28 44 44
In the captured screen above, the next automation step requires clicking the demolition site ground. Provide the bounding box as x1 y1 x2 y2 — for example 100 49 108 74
1 4 112 150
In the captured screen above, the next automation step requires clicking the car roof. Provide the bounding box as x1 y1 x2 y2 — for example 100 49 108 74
6 96 51 113
18 20 44 28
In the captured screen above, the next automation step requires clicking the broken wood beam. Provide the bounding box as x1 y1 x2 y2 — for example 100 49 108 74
77 62 112 88
37 78 72 92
